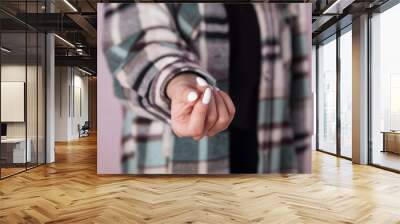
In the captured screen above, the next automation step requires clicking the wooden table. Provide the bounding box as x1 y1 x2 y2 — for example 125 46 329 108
382 131 400 154
0 138 31 164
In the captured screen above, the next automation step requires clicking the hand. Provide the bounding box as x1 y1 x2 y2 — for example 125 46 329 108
166 74 235 140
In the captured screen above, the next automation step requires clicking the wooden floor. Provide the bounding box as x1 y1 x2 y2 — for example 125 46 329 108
1 135 400 223
1 163 44 178
0 167 26 178
372 150 400 171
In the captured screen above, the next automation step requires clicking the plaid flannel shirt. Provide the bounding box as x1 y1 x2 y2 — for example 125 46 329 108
102 3 312 174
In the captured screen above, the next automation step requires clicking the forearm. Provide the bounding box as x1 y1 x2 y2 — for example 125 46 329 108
103 3 215 122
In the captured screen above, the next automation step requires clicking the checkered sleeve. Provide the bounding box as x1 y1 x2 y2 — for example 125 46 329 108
102 3 215 123
288 4 313 152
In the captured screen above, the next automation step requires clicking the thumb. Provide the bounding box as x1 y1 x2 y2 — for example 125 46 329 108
189 88 211 137
173 85 200 104
170 85 200 123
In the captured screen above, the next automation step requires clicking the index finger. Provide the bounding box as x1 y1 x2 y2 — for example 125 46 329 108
188 88 212 137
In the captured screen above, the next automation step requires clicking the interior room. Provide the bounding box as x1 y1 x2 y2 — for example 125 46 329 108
0 0 97 179
370 2 400 170
313 0 400 172
0 21 46 178
0 0 400 223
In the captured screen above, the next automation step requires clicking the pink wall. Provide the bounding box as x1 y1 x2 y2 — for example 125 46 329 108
97 4 122 174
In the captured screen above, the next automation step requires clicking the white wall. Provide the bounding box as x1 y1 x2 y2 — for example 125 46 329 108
1 66 26 139
1 65 40 137
1 63 46 164
72 73 89 138
55 66 70 141
78 72 90 137
54 67 89 141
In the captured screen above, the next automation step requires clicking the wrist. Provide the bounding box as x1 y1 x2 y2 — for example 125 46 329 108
166 73 199 99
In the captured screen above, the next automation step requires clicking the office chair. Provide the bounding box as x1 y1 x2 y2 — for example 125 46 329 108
79 121 90 138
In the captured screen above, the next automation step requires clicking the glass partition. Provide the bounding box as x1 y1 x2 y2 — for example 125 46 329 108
339 27 352 158
1 30 28 177
38 32 45 165
0 1 46 179
312 45 317 150
371 3 400 171
27 31 38 169
317 35 337 154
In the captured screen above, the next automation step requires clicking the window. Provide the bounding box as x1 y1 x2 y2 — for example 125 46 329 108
312 45 317 150
339 27 352 158
317 36 337 154
370 2 400 171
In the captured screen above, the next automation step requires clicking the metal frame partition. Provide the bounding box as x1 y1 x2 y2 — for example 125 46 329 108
367 0 400 173
0 0 47 180
315 22 353 161
315 0 400 173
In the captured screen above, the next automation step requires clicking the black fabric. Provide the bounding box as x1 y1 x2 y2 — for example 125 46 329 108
229 126 259 173
225 4 261 173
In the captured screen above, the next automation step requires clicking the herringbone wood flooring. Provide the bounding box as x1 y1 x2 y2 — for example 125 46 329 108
1 134 400 224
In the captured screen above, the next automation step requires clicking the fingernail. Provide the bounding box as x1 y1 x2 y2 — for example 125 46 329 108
187 91 198 102
215 87 220 91
196 77 208 87
202 88 211 104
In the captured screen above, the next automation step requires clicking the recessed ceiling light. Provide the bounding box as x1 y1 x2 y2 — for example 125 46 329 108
63 0 78 12
78 67 93 76
323 0 340 14
1 47 11 53
54 34 75 48
322 0 354 15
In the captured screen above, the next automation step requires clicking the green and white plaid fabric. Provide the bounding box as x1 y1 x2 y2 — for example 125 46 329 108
102 3 312 174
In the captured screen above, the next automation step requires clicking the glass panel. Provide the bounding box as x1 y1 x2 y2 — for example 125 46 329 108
317 36 337 154
26 0 39 169
1 30 27 177
371 4 400 171
339 28 352 158
312 45 317 150
0 1 46 178
74 85 81 137
38 32 45 165
27 31 38 169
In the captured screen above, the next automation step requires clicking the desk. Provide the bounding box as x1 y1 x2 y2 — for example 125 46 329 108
382 131 400 155
1 138 31 163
